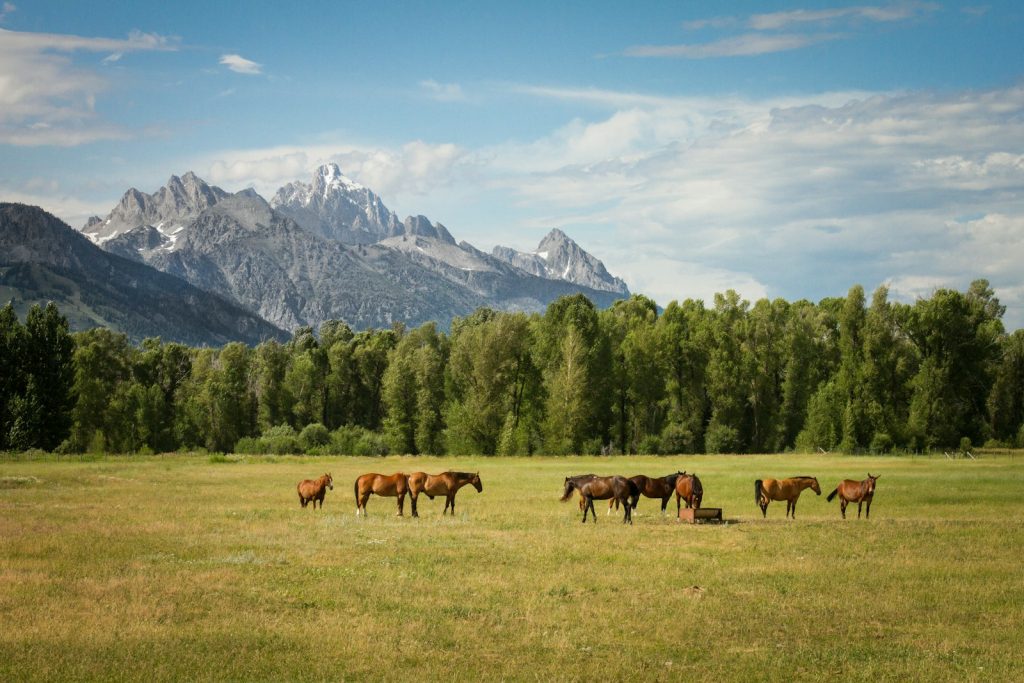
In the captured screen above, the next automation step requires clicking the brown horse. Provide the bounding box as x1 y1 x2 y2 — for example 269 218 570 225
297 473 333 510
561 475 638 524
755 476 821 518
354 472 409 516
675 472 704 514
407 471 483 517
826 473 880 519
607 472 687 515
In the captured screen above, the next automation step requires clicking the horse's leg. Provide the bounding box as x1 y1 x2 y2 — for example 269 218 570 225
411 492 419 518
623 497 632 525
840 499 847 519
791 499 797 519
397 493 405 517
866 499 872 519
450 495 456 517
584 496 594 523
761 501 768 518
857 501 862 519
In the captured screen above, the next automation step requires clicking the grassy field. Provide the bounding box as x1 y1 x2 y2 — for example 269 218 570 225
1 453 1022 682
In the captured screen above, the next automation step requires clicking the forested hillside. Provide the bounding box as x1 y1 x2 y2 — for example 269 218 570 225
2 279 1021 455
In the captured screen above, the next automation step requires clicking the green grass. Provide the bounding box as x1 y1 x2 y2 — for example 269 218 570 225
1 453 1022 681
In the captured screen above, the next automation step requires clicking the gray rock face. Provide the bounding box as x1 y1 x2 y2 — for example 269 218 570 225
79 169 630 332
492 228 630 295
1 202 287 346
83 171 229 245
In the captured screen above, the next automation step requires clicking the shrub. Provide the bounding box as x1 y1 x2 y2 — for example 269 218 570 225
636 435 661 455
959 436 973 454
262 425 301 455
234 436 263 455
299 423 331 452
870 432 894 454
354 430 388 456
704 423 741 454
659 423 695 455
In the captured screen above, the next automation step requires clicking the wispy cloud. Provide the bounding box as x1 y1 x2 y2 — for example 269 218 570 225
219 53 262 75
625 32 838 59
0 2 16 23
419 79 466 102
0 27 179 145
749 2 939 30
649 3 938 59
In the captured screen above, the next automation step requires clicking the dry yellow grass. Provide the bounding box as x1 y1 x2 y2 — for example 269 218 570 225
1 453 1022 681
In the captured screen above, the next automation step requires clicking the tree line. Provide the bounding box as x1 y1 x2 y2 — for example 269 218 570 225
2 279 1022 456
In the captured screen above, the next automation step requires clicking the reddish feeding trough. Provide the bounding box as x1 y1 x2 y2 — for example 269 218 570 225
678 507 723 524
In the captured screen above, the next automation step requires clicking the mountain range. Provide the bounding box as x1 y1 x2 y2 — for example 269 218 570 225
4 164 630 343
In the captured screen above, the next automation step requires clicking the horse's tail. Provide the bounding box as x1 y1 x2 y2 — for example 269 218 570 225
826 487 838 503
627 478 641 509
354 478 360 506
559 480 576 502
754 479 762 505
692 474 703 506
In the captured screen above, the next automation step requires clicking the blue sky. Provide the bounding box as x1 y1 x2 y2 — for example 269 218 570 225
3 1 1024 326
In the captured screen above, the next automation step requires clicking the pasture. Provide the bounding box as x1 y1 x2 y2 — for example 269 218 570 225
1 453 1022 682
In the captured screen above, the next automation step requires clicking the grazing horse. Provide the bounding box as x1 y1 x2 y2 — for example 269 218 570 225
607 472 687 515
407 471 483 517
354 472 409 516
826 474 880 519
755 476 821 519
561 475 638 524
675 472 704 514
297 473 333 510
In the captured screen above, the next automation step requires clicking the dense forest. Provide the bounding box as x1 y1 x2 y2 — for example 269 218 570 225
2 280 1022 456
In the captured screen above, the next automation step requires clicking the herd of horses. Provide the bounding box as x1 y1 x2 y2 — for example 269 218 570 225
296 469 880 522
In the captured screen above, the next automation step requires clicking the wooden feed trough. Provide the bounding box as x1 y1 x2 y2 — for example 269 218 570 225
678 507 723 524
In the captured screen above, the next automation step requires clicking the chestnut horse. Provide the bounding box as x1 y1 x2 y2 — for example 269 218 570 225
407 471 483 517
608 472 687 515
826 473 880 519
755 476 821 519
297 473 333 510
675 472 704 514
561 475 638 524
354 472 409 516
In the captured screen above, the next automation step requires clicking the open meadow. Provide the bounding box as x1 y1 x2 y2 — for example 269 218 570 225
1 453 1022 682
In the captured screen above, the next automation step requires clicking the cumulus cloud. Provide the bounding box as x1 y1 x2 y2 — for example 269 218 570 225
219 53 262 75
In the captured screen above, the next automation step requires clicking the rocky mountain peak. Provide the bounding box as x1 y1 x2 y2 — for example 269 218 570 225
491 229 629 296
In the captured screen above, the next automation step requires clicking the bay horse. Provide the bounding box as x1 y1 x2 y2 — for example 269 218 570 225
755 476 821 519
675 472 704 514
297 473 333 510
561 475 638 524
826 473 880 519
407 471 483 517
607 472 687 515
354 472 409 516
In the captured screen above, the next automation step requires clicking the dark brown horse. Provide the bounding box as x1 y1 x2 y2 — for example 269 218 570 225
755 476 821 518
607 472 687 515
354 472 409 516
407 471 482 517
826 473 880 519
561 475 638 524
675 472 704 514
297 473 333 510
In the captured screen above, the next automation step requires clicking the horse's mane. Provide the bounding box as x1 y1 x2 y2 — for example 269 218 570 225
792 475 817 481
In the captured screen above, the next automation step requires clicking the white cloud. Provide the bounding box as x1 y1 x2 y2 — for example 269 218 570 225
219 53 262 75
625 32 839 58
0 3 16 23
419 79 466 102
0 27 178 145
748 2 939 30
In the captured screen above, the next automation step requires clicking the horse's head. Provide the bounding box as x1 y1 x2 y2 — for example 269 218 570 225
471 472 483 493
560 477 576 502
325 473 334 490
866 473 879 494
811 477 821 495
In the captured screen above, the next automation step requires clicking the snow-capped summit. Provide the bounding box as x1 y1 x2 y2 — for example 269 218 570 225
492 228 630 295
271 163 401 244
